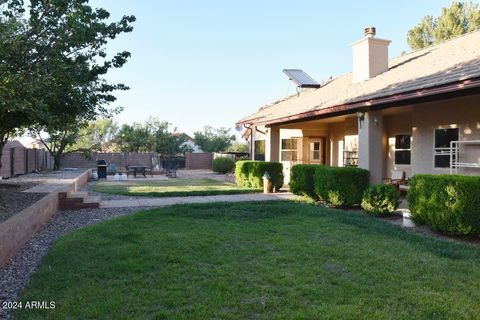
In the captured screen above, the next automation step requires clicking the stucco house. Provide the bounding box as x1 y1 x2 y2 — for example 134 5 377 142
237 28 480 184
173 132 203 153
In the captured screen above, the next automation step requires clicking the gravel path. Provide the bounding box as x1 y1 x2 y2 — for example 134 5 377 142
0 183 47 224
0 206 145 319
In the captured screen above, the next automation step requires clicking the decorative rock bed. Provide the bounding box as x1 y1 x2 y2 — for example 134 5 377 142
0 183 47 224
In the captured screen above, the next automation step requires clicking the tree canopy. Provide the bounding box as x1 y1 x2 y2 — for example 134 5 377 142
407 1 480 50
193 126 236 153
0 0 135 170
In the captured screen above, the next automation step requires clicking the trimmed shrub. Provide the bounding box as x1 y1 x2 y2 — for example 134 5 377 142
361 184 399 216
290 164 322 199
235 160 284 190
212 157 235 174
407 174 480 235
314 166 370 207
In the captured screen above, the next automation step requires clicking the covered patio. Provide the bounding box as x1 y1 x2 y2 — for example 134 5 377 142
250 93 480 184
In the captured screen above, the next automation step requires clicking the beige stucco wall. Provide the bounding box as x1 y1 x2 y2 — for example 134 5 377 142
411 95 480 176
383 95 480 177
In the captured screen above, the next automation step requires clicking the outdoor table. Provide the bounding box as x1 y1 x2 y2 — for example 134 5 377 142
128 165 147 178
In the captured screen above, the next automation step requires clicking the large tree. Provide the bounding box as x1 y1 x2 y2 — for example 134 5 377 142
32 118 119 169
193 126 236 153
0 0 135 170
407 1 480 50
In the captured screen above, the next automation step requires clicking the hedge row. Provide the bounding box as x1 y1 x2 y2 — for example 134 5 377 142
290 165 318 199
407 174 480 235
315 166 370 207
290 164 370 207
235 160 284 191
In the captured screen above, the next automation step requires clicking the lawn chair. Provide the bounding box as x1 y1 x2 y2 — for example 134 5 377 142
383 170 406 190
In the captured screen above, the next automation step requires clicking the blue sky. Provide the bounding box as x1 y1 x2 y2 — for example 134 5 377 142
92 0 466 135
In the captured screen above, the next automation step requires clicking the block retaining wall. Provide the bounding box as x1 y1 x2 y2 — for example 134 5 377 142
0 169 92 269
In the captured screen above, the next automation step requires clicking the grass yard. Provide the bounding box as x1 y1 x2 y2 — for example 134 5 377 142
93 178 259 197
17 201 480 319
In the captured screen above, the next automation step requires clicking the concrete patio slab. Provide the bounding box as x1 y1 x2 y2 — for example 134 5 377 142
101 193 298 208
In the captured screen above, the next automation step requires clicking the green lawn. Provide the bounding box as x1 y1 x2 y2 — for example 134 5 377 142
93 178 260 197
17 202 480 319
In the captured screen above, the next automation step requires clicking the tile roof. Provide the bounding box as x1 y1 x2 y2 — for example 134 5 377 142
238 30 480 125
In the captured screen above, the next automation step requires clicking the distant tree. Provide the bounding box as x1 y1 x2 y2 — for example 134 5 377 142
114 118 192 156
115 122 156 153
71 119 119 152
407 1 480 50
227 141 249 153
193 126 236 153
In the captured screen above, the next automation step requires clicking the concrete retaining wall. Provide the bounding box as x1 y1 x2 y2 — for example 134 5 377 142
0 169 92 269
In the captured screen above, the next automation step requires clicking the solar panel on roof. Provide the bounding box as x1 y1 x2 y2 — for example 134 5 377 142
283 69 321 88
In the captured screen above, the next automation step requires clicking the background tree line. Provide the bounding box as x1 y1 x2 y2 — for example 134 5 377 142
63 118 248 156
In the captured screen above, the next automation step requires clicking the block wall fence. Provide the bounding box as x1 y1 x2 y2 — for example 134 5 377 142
0 144 54 179
0 142 216 177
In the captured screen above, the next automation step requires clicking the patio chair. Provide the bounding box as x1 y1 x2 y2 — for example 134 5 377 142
383 170 406 190
107 164 117 175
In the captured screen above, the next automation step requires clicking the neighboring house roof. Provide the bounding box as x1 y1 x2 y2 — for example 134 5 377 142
238 30 480 126
172 132 195 142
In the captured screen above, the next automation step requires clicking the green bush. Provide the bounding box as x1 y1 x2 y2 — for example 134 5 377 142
290 164 322 199
361 184 399 216
314 166 370 207
212 157 235 174
235 160 284 191
407 174 480 235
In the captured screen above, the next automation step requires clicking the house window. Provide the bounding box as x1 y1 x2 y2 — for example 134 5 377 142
281 139 298 161
254 140 265 161
310 141 321 162
394 134 411 165
434 128 459 168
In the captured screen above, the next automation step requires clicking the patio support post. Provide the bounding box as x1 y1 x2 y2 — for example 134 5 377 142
358 110 383 184
265 125 280 162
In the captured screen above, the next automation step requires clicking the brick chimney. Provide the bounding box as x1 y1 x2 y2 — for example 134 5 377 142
351 27 391 82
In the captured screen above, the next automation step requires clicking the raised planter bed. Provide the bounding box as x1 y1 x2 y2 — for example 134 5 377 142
0 169 92 268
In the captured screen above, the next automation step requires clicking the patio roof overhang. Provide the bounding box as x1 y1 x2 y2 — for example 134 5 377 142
237 77 480 127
